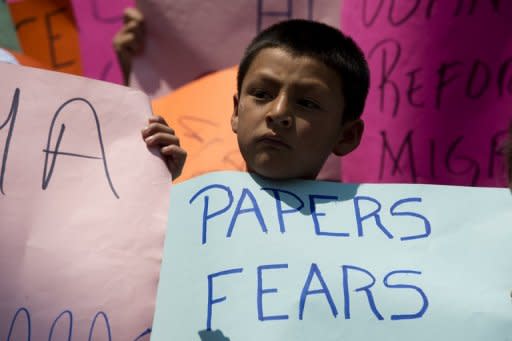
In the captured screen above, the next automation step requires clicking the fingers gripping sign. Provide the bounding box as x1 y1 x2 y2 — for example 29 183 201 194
142 115 187 180
112 7 145 85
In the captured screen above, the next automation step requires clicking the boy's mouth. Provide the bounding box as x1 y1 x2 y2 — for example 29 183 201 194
255 134 292 149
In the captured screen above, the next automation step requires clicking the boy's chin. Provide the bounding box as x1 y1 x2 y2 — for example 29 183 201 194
246 163 318 181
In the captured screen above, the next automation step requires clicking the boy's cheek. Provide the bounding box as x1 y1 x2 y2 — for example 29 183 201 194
236 99 251 115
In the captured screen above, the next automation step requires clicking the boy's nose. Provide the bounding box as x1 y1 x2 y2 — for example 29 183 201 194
266 94 293 128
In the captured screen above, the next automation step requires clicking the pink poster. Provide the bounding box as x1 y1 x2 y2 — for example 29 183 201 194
72 0 134 84
341 1 512 186
0 64 170 340
131 0 342 98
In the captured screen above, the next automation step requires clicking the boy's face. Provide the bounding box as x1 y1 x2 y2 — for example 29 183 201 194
232 47 363 180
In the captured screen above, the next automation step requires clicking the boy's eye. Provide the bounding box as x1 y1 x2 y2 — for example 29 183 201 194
297 98 321 109
251 89 273 100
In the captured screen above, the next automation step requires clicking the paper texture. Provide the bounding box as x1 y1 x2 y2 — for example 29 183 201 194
0 48 18 64
340 1 512 186
71 0 134 84
3 49 47 68
131 0 341 98
151 66 244 183
153 171 512 340
0 63 170 340
9 0 82 75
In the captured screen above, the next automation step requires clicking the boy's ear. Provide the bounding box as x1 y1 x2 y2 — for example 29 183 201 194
332 119 364 156
231 94 239 133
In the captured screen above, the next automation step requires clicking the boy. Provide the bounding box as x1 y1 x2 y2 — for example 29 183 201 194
142 19 369 181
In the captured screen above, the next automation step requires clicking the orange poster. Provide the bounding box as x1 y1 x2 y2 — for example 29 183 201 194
9 0 82 75
8 49 46 68
151 66 245 183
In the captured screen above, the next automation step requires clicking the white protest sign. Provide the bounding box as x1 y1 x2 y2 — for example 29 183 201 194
152 171 512 340
131 0 341 98
0 63 170 340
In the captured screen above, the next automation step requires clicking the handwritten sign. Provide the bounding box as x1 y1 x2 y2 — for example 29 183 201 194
0 1 20 51
6 49 46 68
0 63 170 340
152 171 512 340
152 66 245 183
71 0 133 83
9 0 82 75
0 48 18 64
340 1 512 187
131 0 341 98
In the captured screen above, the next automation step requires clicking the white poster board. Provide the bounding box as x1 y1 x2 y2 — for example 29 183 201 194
0 64 170 340
152 171 512 340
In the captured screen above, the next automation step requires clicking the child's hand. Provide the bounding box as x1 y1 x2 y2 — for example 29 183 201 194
142 116 187 180
113 7 145 85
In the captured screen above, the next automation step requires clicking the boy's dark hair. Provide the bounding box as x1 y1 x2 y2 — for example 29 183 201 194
237 19 370 122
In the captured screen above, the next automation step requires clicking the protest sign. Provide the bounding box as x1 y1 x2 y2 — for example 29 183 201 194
0 63 170 340
340 1 512 187
71 0 133 84
5 49 46 68
130 0 341 98
0 1 20 51
0 48 18 64
9 0 82 75
152 66 245 183
152 171 512 340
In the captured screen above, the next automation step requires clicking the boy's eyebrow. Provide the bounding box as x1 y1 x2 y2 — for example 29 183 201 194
247 71 333 92
245 71 281 87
